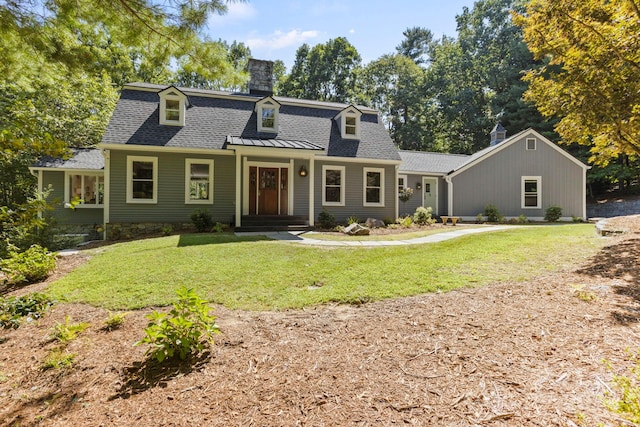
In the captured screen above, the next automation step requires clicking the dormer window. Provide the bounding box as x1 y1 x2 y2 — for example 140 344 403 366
158 86 187 126
256 97 280 133
336 106 362 139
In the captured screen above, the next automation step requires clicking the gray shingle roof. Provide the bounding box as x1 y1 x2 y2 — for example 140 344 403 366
398 150 469 174
102 83 400 161
33 148 104 170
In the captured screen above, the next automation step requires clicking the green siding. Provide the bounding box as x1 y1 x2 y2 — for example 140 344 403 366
42 170 104 226
108 150 236 225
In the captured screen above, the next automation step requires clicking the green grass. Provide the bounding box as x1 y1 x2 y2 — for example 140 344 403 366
48 225 601 311
303 225 482 241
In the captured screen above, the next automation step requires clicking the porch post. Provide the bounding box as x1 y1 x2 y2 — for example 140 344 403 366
235 152 242 228
308 156 315 226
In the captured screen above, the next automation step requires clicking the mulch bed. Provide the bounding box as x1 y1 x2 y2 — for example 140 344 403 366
1 219 640 426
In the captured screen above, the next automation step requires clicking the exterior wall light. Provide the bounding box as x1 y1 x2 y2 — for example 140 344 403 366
416 182 422 190
299 165 308 177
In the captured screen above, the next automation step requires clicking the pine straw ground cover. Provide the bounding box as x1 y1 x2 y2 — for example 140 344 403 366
1 219 640 426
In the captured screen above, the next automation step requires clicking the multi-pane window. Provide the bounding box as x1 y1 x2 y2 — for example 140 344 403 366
68 174 104 206
261 107 275 129
185 159 214 204
159 88 185 126
165 99 180 122
522 176 541 208
364 167 384 206
127 156 157 203
322 165 345 206
345 116 357 136
398 175 407 191
256 98 279 132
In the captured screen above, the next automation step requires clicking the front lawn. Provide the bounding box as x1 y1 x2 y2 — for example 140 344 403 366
48 224 600 310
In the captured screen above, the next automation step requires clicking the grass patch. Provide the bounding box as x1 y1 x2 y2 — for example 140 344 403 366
48 225 600 311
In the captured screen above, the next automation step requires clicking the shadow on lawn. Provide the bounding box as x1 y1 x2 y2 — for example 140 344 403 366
110 352 211 400
177 233 270 247
577 238 640 325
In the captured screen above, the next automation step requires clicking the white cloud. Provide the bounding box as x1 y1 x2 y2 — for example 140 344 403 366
247 29 319 50
208 2 257 27
349 28 355 34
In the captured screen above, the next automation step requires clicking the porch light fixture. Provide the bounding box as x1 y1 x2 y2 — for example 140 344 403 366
299 165 308 177
416 182 422 190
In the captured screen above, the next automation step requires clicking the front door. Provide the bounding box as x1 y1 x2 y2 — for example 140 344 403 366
422 177 438 215
258 167 279 215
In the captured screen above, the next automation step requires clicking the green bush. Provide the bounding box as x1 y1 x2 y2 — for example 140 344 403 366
476 213 484 223
318 209 335 229
544 205 562 222
0 245 56 285
104 311 128 331
191 209 213 232
484 204 503 223
136 287 220 362
413 206 436 226
397 215 413 228
347 216 360 225
0 292 54 329
51 315 90 343
517 214 528 224
604 350 640 424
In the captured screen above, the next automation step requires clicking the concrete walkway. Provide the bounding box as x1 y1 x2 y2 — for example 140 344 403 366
236 225 517 247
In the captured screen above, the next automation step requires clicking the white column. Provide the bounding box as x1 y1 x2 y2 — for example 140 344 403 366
235 152 242 228
308 157 315 226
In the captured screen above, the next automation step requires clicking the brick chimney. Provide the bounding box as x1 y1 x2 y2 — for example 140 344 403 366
247 59 274 96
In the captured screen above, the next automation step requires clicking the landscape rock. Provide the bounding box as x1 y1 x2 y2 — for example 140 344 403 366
344 223 370 236
365 218 385 228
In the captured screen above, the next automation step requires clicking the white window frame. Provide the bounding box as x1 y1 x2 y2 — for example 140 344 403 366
256 99 279 133
65 172 104 208
185 159 214 204
363 167 385 207
521 176 541 209
337 107 361 139
127 156 158 204
159 90 186 126
526 138 536 150
398 174 407 191
322 165 346 207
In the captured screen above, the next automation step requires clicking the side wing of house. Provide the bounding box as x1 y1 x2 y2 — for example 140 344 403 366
446 129 588 220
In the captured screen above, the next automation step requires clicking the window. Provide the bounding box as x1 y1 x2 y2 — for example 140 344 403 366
522 176 541 208
158 87 186 126
185 159 214 204
67 173 104 207
256 97 280 133
336 106 361 139
526 138 536 150
398 175 407 191
322 165 345 206
127 156 157 203
363 167 385 207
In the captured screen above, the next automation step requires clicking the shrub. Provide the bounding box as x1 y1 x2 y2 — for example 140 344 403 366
212 222 224 233
136 287 220 362
383 217 395 226
396 215 413 228
318 209 335 229
51 315 90 343
398 187 414 203
476 213 484 223
104 312 127 331
42 348 76 370
0 292 54 329
604 350 640 424
413 206 436 226
0 245 56 285
347 216 360 225
161 225 173 236
484 204 503 223
191 209 213 232
544 205 562 222
517 214 528 224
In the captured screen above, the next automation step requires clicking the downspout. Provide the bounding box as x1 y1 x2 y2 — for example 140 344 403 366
394 164 399 221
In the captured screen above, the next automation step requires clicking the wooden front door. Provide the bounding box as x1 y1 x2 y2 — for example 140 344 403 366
258 168 279 215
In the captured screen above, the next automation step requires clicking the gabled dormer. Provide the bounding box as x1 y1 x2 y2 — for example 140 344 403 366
158 86 188 126
335 105 362 139
255 96 280 133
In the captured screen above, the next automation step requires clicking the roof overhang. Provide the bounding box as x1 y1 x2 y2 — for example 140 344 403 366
226 136 325 151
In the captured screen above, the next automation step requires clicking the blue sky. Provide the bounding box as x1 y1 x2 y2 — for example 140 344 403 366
207 0 478 71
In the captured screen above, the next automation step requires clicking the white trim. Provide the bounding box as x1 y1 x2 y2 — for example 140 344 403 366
256 97 280 133
103 149 110 234
185 158 214 204
521 176 542 209
308 159 315 226
445 175 454 216
37 170 43 219
98 143 234 156
421 176 438 214
159 89 186 126
231 145 319 160
363 167 385 207
322 165 346 207
398 174 408 190
244 160 292 216
126 155 158 204
289 158 294 215
64 171 105 208
526 138 537 150
235 154 242 227
336 106 361 139
315 155 401 165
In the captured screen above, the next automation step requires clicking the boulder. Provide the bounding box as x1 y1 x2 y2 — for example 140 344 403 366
344 223 370 236
365 218 385 228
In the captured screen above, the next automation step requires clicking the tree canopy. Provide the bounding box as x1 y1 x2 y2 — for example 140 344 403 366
514 0 640 165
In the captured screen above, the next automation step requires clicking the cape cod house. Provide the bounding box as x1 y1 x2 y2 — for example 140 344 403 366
398 124 589 221
31 59 402 237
